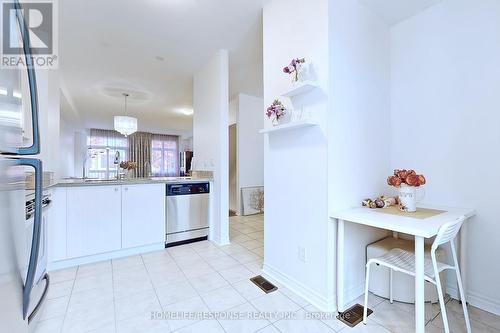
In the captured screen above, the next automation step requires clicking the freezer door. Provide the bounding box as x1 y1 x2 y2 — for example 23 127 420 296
0 158 28 333
0 0 40 155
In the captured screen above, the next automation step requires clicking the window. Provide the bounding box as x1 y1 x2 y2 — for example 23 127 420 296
151 135 179 177
87 129 128 179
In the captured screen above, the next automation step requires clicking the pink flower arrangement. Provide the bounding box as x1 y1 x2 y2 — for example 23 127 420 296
387 169 426 187
283 58 305 82
266 99 286 122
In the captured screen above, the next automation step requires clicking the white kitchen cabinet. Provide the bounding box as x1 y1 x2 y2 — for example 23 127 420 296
66 185 122 258
47 187 67 262
121 183 165 248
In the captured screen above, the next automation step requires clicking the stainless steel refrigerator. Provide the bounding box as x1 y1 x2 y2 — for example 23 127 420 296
179 151 193 176
1 1 49 332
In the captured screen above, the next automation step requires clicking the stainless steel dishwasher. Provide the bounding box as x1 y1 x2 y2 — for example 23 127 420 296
165 182 210 247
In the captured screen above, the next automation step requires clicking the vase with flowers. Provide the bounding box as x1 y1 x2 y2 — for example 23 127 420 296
387 169 426 212
283 58 306 83
120 161 137 179
266 99 287 126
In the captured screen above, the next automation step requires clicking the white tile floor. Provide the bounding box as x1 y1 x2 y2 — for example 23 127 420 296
36 214 500 333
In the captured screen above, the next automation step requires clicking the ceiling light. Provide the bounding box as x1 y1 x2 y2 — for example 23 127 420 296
176 108 194 116
13 90 22 99
114 93 138 137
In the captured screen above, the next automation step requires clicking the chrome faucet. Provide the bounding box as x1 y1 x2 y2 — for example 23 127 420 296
114 151 121 179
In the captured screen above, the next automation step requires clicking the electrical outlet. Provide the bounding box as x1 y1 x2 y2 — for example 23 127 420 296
298 246 307 262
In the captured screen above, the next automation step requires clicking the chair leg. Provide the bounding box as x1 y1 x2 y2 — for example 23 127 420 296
363 263 371 324
389 268 394 304
451 241 472 333
432 254 450 333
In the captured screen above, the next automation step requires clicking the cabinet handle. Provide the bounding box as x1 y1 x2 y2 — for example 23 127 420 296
125 187 128 191
115 188 119 192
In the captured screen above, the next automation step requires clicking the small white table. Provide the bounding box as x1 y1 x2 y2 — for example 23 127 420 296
330 205 475 333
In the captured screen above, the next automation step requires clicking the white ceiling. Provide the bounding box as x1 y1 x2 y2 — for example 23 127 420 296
60 0 266 134
359 0 442 25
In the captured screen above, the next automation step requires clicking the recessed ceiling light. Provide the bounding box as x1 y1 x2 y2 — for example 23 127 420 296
176 108 193 116
13 90 22 99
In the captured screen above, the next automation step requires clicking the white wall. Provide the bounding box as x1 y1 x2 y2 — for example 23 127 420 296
180 136 193 151
193 50 230 245
263 0 334 310
329 0 392 305
391 0 500 315
73 131 87 178
236 94 264 215
59 118 75 178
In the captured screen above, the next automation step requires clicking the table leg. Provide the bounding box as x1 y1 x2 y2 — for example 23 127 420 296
460 222 468 304
415 236 425 333
337 219 345 313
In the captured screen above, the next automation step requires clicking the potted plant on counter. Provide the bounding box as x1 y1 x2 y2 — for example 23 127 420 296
120 161 137 179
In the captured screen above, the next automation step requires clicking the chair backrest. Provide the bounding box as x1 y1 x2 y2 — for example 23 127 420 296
432 216 466 250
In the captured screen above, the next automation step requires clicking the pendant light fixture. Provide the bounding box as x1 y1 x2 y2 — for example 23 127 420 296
114 93 137 137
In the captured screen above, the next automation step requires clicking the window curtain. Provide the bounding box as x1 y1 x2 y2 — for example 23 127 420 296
88 129 128 179
128 132 152 178
89 128 126 148
151 134 179 177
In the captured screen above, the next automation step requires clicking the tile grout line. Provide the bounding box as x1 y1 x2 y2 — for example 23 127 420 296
110 261 118 333
58 266 78 333
166 244 229 333
140 252 170 332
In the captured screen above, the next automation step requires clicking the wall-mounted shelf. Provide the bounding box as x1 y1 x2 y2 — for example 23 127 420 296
282 81 319 98
259 120 317 134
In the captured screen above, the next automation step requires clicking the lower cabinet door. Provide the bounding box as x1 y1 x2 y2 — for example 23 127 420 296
122 184 165 248
66 185 122 258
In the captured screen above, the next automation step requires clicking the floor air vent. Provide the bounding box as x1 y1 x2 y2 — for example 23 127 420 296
250 275 278 294
336 304 373 328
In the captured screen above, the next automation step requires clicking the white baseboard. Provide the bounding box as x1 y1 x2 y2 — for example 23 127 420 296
344 282 366 307
447 285 500 316
209 233 230 246
262 262 336 312
48 243 164 271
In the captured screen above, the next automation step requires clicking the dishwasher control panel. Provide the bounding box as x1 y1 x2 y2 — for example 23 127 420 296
166 182 210 196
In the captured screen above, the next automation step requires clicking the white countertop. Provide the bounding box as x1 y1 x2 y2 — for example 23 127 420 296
55 177 211 187
25 177 212 195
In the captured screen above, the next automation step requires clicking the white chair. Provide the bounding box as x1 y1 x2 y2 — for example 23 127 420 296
362 216 471 333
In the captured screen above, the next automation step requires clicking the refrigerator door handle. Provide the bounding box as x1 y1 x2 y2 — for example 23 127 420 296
13 0 40 156
27 273 49 324
16 158 42 319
